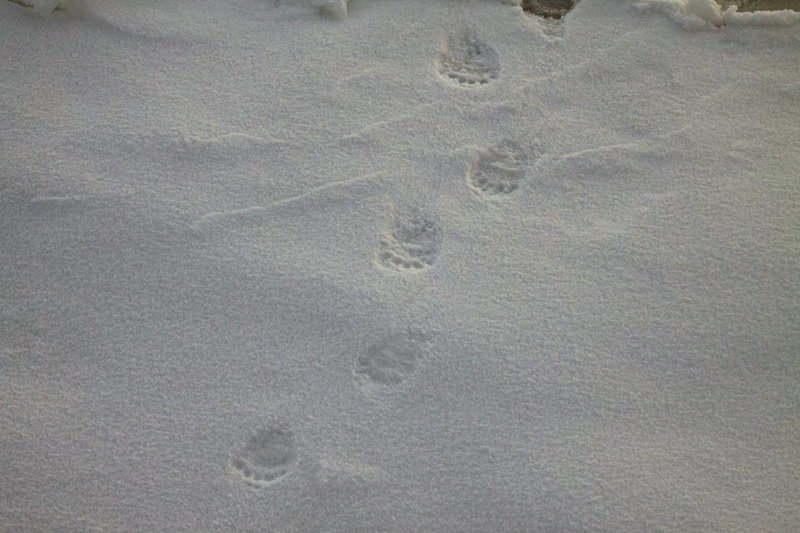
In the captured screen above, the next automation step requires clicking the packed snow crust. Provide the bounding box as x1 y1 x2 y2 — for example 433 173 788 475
2 0 799 531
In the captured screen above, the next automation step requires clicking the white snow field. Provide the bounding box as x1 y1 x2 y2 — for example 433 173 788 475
1 0 799 531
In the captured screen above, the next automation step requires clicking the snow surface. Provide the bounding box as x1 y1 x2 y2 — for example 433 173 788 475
635 0 800 29
1 0 799 531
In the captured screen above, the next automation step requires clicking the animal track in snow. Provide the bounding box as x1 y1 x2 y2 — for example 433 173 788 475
468 141 527 197
354 332 429 387
375 208 441 272
229 428 296 487
522 0 577 19
437 29 500 87
522 0 577 38
319 0 348 20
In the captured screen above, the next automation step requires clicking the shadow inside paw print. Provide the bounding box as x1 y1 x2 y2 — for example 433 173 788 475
522 0 577 19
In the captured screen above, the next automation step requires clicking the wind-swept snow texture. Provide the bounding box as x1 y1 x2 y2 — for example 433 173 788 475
2 0 799 531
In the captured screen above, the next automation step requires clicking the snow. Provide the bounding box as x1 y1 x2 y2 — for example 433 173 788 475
723 4 800 25
28 0 64 13
2 0 799 531
635 0 800 29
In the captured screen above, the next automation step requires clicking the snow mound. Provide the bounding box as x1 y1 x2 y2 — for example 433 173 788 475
634 0 800 29
723 4 800 23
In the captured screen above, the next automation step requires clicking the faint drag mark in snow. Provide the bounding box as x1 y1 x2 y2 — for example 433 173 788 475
228 428 297 487
552 141 642 162
354 331 430 389
180 132 281 151
436 29 500 87
634 0 800 29
468 141 529 198
374 207 442 273
129 131 289 164
337 103 435 144
78 128 292 174
318 451 384 485
537 126 691 169
192 171 385 236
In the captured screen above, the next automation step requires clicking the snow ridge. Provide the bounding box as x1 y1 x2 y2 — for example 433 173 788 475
634 0 800 29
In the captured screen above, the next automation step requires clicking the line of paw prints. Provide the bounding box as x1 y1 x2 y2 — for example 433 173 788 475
228 330 431 488
228 8 539 491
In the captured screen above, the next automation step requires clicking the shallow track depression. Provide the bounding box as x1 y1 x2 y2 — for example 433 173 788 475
2 0 799 532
